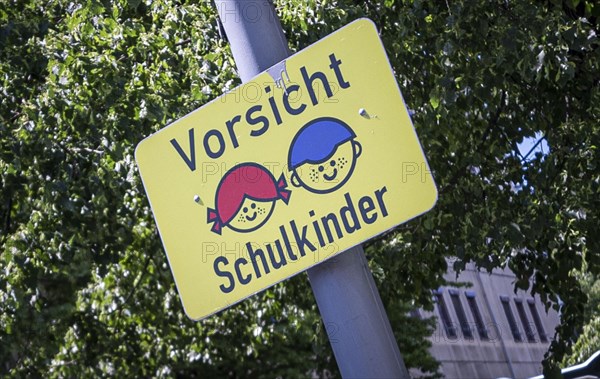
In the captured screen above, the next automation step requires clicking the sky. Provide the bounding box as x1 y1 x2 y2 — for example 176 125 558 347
517 131 549 162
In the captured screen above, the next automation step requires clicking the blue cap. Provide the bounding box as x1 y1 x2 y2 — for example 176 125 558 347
288 117 356 169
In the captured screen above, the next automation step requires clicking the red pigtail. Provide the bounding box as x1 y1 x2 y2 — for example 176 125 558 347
207 208 222 235
276 174 291 204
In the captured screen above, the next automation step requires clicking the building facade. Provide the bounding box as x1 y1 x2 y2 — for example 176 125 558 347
414 261 560 379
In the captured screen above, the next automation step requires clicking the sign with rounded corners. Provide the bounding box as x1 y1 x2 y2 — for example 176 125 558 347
135 18 437 320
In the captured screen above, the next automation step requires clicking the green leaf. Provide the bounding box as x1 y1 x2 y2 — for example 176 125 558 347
429 95 440 109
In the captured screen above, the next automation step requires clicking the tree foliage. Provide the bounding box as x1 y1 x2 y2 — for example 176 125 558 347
564 270 600 367
1 0 599 377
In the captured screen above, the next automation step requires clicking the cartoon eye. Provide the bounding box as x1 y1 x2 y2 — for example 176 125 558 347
251 203 256 209
318 166 324 172
243 207 248 213
330 160 335 167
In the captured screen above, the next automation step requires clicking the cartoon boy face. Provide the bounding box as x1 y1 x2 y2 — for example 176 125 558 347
288 117 361 194
227 197 275 233
291 140 361 193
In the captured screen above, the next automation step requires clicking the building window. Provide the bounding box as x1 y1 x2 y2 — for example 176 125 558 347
433 289 457 339
514 298 536 342
409 309 421 319
500 295 522 342
527 298 548 343
465 290 489 340
449 289 473 340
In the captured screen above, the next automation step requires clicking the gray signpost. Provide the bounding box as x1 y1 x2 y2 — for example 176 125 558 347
213 1 410 377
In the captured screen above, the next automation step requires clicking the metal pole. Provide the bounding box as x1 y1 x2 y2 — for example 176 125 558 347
214 1 409 377
308 246 409 378
214 0 290 83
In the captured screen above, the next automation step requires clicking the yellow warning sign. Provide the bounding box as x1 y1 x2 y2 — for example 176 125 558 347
135 18 437 320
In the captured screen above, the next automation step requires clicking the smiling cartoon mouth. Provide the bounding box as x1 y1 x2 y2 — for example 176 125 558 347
323 168 338 181
246 212 257 221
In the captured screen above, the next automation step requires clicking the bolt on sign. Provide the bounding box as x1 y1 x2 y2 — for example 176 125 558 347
135 18 437 320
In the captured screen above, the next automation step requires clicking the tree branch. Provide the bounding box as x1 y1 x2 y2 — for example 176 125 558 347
521 134 547 162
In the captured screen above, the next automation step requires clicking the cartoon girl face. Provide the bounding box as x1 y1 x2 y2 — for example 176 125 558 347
207 163 290 235
291 139 361 194
227 197 275 232
288 117 361 194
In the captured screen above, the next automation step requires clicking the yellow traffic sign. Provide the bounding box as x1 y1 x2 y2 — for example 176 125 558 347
135 18 437 320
